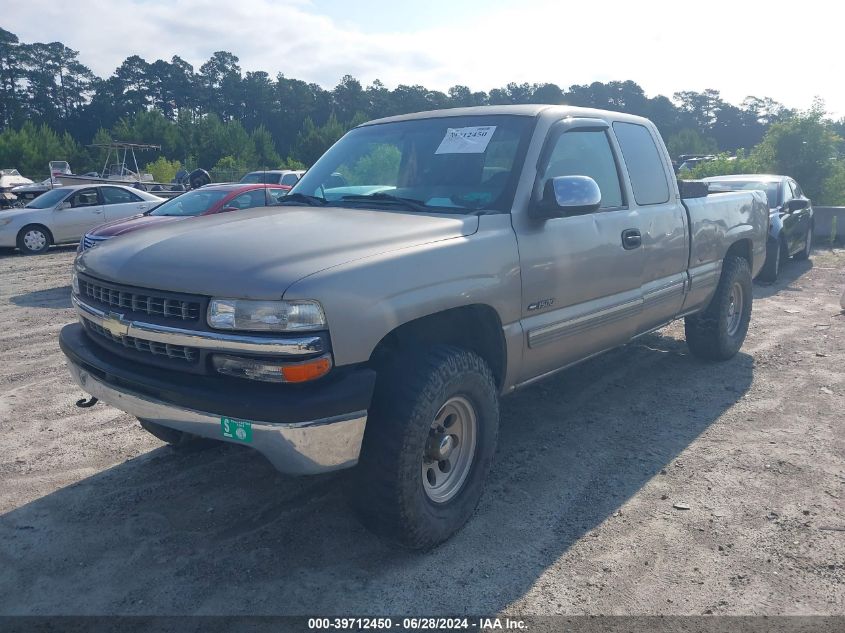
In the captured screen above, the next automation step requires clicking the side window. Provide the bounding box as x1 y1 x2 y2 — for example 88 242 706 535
229 190 267 209
101 186 141 205
70 188 100 207
541 129 623 209
790 180 803 198
612 122 670 205
280 173 300 186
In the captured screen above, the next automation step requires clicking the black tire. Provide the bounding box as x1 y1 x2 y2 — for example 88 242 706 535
793 223 813 260
139 418 205 449
16 224 52 255
350 345 499 550
685 256 753 361
757 236 781 282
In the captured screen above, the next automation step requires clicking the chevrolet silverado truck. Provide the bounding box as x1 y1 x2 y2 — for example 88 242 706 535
60 105 768 549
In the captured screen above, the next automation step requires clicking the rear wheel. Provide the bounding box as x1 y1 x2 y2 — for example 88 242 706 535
350 345 499 550
16 225 52 255
685 256 753 361
793 224 813 260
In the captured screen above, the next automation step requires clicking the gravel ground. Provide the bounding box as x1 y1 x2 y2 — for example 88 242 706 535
0 245 842 616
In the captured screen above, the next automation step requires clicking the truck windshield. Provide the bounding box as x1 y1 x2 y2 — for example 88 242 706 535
289 115 533 213
707 180 781 208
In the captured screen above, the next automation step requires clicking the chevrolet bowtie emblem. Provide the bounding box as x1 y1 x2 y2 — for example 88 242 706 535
102 312 130 337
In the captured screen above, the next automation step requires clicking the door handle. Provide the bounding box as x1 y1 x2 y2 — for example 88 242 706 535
622 228 642 250
93 210 103 214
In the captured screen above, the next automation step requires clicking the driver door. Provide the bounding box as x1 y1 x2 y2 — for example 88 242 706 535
52 188 104 242
513 120 645 383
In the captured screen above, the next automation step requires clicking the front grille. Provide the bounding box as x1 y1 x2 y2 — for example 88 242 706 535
82 234 109 250
78 278 201 321
86 321 199 363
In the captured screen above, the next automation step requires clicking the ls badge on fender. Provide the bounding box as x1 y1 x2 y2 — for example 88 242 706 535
102 312 130 338
527 298 555 311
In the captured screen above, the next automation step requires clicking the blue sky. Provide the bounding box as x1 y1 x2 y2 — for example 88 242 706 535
6 0 842 117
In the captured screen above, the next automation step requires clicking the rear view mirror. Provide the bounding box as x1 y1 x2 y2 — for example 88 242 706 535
531 175 602 219
787 199 809 212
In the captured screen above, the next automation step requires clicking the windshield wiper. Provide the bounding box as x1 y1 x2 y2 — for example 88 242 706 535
277 192 328 206
340 193 430 213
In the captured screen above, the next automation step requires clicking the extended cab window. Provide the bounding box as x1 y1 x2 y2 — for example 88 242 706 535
541 129 623 209
612 122 670 205
100 186 141 205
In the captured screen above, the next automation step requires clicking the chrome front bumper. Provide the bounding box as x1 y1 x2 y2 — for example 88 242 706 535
66 359 367 475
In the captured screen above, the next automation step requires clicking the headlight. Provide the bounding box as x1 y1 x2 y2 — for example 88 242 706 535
207 299 326 332
71 271 80 295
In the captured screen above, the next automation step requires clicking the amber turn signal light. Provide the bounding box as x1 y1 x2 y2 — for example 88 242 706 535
281 356 332 383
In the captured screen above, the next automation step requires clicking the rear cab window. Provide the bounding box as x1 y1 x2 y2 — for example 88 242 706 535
612 122 670 205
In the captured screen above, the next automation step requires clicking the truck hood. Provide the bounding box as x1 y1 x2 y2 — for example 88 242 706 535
76 205 479 298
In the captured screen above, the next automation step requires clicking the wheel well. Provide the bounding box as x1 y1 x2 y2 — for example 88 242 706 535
369 305 507 390
725 238 752 267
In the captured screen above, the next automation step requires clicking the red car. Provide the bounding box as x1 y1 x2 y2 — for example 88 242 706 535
80 183 288 250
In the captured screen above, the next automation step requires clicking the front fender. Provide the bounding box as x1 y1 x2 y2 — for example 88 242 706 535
283 215 521 368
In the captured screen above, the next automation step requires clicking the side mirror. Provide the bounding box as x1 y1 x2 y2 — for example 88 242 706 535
787 199 808 212
530 175 602 219
220 206 239 213
58 201 71 210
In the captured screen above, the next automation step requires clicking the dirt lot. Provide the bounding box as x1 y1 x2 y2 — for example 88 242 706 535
0 245 843 617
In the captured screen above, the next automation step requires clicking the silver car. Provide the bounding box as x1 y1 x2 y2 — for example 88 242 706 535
0 184 164 255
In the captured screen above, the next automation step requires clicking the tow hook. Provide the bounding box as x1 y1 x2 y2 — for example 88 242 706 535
75 396 99 408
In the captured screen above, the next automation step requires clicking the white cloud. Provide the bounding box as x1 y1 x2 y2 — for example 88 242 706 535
5 0 841 116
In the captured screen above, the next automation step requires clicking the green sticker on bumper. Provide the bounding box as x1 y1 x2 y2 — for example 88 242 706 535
221 417 253 443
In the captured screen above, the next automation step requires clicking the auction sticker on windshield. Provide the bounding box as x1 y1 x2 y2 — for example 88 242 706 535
435 126 496 154
221 417 253 443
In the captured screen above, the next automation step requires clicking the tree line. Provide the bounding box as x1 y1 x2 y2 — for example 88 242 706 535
0 26 843 202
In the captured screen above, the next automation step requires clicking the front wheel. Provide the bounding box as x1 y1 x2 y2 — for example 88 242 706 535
17 225 52 255
350 345 499 550
685 256 753 361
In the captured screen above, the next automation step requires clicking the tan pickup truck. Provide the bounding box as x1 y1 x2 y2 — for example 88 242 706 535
61 105 768 549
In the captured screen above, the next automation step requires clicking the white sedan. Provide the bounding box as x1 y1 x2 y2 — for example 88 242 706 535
0 184 164 254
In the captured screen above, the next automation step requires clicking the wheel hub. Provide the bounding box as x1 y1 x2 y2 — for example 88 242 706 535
24 230 46 250
421 395 478 504
426 433 457 461
726 282 743 336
